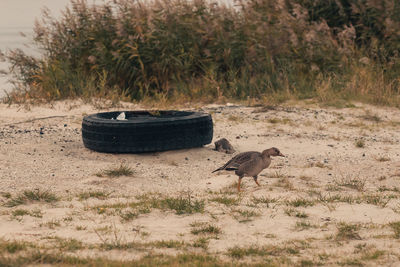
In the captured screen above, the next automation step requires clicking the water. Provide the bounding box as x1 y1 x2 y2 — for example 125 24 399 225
0 0 233 98
0 0 92 97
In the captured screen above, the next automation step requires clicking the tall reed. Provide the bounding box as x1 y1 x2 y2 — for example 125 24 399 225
3 0 400 105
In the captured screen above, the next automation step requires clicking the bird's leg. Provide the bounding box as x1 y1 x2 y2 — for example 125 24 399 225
237 177 243 192
253 176 261 186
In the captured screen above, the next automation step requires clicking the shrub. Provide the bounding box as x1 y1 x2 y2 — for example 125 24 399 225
3 0 400 105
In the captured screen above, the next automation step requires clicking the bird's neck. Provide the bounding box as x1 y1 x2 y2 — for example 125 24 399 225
262 153 271 159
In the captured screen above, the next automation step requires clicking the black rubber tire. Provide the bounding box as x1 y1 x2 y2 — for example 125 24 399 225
82 110 213 153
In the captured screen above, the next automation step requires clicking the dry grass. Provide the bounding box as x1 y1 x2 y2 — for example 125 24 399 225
286 198 315 208
2 0 400 106
4 189 58 207
389 222 400 238
376 156 390 162
91 192 205 216
355 139 365 148
335 177 366 192
274 178 295 190
78 191 110 200
294 221 316 231
227 244 299 259
210 196 240 206
96 164 134 178
336 223 362 241
190 222 222 236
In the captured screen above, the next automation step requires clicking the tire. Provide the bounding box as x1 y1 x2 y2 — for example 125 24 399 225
82 110 213 153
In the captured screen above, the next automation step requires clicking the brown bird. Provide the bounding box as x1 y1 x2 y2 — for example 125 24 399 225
214 138 235 154
212 147 285 191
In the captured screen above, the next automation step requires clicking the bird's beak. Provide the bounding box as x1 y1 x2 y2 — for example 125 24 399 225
279 152 285 157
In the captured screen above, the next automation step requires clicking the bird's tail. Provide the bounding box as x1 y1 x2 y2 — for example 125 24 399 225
212 167 237 173
212 168 222 173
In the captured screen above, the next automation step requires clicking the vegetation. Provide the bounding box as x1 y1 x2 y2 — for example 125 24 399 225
389 221 400 238
336 223 362 240
227 244 299 259
2 0 400 105
78 191 110 200
286 198 315 207
209 196 240 206
355 139 365 148
96 164 134 178
92 192 205 216
4 189 58 207
190 222 222 236
0 250 231 267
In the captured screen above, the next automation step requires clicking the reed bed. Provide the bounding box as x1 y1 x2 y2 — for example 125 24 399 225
2 0 400 105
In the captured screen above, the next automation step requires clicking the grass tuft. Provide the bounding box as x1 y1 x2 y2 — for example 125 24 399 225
389 222 400 238
335 177 366 192
96 164 134 178
286 198 315 208
190 222 221 236
232 209 261 223
355 139 365 148
5 189 58 207
78 191 110 200
376 156 390 162
251 196 279 207
192 237 209 249
285 208 308 218
336 223 362 241
295 221 316 231
209 196 240 206
11 209 30 217
95 192 205 216
161 195 205 215
0 239 31 254
227 244 299 259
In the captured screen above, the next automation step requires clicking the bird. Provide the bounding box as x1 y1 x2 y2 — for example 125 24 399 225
214 138 235 154
212 147 285 191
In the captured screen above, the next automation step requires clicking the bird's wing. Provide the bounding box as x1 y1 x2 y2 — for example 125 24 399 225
236 156 264 177
234 151 260 164
212 151 260 172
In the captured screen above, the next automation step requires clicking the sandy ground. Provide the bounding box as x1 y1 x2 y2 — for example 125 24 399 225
1 100 400 265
